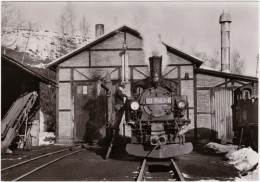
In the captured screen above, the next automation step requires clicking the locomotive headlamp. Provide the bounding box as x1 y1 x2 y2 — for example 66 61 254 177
130 101 140 110
177 100 186 109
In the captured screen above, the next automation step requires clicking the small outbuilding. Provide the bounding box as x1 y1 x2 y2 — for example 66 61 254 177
1 54 57 147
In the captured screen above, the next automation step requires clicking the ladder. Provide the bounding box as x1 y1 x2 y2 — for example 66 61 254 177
1 92 38 154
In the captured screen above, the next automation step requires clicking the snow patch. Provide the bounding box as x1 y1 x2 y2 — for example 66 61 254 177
204 143 258 181
235 166 258 181
182 173 191 178
204 142 238 154
39 132 55 145
2 29 91 62
226 147 258 171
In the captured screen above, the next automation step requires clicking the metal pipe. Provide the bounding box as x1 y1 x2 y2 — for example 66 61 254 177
219 12 232 73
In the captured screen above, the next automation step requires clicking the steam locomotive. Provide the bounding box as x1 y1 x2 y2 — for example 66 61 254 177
232 82 258 151
124 56 193 158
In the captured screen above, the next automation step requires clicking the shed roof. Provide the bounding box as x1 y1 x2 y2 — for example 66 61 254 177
47 25 204 69
196 68 258 82
2 54 57 87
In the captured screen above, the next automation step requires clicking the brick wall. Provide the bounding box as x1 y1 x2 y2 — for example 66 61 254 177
167 52 191 64
60 51 89 67
163 66 178 79
181 80 194 107
126 33 143 48
92 32 125 49
91 51 122 66
197 74 225 87
197 90 211 113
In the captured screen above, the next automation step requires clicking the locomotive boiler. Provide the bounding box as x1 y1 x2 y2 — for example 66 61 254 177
125 56 193 158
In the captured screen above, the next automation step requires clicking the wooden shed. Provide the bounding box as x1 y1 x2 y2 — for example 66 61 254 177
48 25 257 145
1 54 57 146
1 54 57 117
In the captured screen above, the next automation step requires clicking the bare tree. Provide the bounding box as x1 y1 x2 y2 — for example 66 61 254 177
1 2 24 54
79 16 90 40
113 16 118 27
189 46 220 69
231 49 245 74
21 21 39 63
56 2 78 56
57 2 76 37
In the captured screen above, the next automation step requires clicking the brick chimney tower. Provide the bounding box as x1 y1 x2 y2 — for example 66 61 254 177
95 24 104 39
219 11 232 73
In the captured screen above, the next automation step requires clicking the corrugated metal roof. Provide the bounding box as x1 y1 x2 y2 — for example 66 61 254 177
196 68 258 82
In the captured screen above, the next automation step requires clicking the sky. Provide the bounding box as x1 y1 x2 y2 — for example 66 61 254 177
3 1 259 76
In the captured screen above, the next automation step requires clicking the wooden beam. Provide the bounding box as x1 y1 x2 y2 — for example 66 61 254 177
59 109 71 112
178 66 181 95
133 67 149 78
163 66 177 77
167 64 193 66
194 65 198 142
73 68 91 80
90 48 142 51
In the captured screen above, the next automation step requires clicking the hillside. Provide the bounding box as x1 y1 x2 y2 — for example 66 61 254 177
2 29 93 67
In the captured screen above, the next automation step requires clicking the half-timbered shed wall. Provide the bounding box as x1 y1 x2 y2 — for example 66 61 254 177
195 68 258 143
48 25 258 145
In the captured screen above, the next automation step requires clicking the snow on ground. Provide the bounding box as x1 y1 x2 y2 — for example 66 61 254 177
204 142 259 181
226 147 258 172
39 132 55 145
235 166 258 181
204 142 238 154
2 29 92 63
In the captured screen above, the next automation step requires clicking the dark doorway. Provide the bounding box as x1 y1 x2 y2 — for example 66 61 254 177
73 82 106 143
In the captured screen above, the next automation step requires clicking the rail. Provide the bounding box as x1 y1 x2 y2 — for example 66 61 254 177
136 158 185 181
12 149 85 181
2 147 85 181
2 148 72 172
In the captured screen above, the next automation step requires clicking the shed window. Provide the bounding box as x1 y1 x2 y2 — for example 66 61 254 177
83 86 88 95
77 85 83 94
77 84 94 95
242 90 251 100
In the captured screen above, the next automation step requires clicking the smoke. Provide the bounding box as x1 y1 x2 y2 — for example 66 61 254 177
110 11 170 71
132 17 169 71
140 31 169 71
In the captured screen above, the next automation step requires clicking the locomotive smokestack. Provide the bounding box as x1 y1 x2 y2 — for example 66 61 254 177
219 11 232 73
149 56 162 84
95 24 104 39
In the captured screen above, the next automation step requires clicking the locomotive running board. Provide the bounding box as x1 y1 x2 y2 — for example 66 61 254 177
126 143 193 158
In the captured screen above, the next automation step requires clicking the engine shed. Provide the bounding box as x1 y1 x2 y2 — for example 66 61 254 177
48 23 257 145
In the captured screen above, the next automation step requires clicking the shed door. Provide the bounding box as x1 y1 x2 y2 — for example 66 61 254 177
73 82 106 143
211 89 233 143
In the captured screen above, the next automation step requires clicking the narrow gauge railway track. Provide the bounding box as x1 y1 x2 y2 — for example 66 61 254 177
1 146 85 181
136 158 185 181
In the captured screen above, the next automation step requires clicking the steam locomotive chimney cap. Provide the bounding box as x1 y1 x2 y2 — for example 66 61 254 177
219 11 232 23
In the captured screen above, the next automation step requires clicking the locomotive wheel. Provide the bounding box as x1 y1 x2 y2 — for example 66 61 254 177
24 134 32 151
